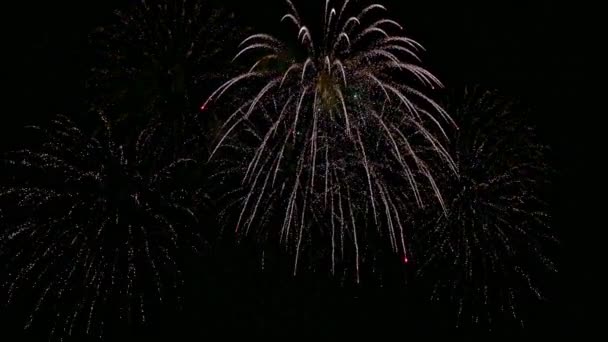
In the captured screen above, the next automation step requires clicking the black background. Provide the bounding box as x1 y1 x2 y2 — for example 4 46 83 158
0 0 594 340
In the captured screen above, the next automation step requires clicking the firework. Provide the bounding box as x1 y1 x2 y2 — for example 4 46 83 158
0 113 202 338
413 88 556 327
89 0 242 118
206 0 455 280
212 101 430 282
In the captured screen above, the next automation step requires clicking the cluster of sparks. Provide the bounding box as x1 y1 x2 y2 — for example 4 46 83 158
0 114 201 338
413 88 555 327
89 0 238 115
206 0 456 280
0 0 557 338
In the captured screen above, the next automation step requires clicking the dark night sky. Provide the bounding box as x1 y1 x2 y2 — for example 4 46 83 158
0 0 595 340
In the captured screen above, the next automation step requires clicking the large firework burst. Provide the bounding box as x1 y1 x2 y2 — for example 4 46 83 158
0 113 202 338
207 0 455 280
413 88 556 327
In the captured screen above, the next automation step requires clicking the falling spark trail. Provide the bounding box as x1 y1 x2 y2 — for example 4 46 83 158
208 0 455 279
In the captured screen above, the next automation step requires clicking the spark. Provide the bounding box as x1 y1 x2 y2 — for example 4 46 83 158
414 87 556 327
0 113 202 339
207 0 456 279
89 0 241 115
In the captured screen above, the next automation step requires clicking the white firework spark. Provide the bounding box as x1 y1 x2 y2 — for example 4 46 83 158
207 0 456 280
0 113 202 339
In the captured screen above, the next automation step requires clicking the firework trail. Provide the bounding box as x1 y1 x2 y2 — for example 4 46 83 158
413 88 556 327
0 113 202 339
206 0 456 280
212 101 430 282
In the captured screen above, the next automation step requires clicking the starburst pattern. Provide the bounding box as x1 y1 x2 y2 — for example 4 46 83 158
0 113 202 339
413 88 556 327
205 0 457 280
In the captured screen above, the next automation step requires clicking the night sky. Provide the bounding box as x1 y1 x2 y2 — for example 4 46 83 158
0 0 593 340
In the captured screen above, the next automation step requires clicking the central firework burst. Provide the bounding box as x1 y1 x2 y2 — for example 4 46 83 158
207 0 456 279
